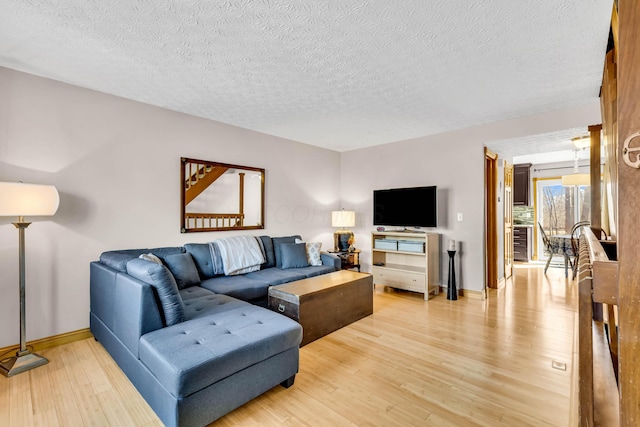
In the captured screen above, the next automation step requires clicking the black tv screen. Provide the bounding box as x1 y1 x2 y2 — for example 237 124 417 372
373 186 437 228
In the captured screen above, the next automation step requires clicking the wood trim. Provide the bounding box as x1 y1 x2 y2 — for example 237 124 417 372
578 243 594 425
532 177 539 260
612 1 619 65
569 312 580 427
459 288 487 300
593 262 619 306
593 319 621 426
589 124 603 237
439 286 487 300
601 48 618 239
617 1 640 422
504 161 514 280
485 148 498 289
0 328 92 356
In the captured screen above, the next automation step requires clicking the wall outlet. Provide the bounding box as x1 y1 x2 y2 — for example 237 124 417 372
457 213 463 222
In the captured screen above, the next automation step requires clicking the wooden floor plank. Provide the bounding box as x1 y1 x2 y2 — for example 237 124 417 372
0 263 577 426
45 345 92 426
8 372 33 427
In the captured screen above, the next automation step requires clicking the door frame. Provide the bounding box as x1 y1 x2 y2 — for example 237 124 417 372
485 148 499 289
504 161 514 280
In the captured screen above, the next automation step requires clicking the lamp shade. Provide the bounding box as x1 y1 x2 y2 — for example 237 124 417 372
331 210 355 228
0 182 60 217
561 173 590 186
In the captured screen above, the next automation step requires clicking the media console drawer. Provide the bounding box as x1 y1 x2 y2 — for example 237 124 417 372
372 267 426 293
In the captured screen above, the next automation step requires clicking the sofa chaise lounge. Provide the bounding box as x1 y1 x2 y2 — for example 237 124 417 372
89 235 340 427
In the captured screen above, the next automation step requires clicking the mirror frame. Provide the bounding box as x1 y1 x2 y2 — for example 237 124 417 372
180 157 265 233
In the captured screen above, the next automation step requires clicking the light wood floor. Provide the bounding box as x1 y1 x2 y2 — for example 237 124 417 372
0 264 577 426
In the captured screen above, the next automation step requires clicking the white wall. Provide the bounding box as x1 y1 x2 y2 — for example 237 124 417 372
0 65 603 346
340 102 602 293
0 67 341 347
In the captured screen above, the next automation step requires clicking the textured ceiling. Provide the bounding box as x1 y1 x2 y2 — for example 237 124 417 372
0 0 613 153
486 127 590 164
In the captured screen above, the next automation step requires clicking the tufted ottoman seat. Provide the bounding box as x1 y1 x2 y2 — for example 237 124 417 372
130 291 302 426
140 293 302 399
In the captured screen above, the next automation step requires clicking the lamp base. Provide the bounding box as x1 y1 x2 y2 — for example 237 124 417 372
0 350 48 377
334 230 354 252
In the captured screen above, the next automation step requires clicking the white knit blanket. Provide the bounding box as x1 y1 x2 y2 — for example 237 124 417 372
212 235 265 276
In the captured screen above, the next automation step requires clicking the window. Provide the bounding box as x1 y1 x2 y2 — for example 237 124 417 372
536 179 590 259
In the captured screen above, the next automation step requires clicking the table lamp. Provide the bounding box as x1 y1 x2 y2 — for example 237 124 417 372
0 182 59 377
331 210 355 251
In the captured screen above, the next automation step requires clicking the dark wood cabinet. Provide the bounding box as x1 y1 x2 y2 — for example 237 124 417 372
513 163 532 206
513 226 532 261
328 250 361 271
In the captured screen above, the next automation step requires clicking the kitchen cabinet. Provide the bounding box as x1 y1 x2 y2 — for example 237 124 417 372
514 163 532 206
514 226 532 261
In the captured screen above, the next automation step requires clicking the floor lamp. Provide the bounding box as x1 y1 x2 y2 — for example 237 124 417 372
0 182 59 377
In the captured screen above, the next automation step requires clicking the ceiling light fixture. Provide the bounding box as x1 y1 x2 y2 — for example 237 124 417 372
561 148 590 186
571 135 591 150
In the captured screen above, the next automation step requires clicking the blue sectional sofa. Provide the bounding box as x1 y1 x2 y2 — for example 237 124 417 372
89 235 339 427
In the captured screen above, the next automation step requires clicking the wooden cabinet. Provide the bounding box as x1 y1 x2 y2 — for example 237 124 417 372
328 250 361 271
371 231 440 300
513 226 532 261
514 163 532 206
268 271 373 346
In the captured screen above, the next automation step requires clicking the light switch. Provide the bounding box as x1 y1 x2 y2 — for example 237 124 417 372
457 213 463 222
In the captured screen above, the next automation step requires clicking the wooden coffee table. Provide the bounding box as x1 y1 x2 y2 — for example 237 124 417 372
268 270 373 346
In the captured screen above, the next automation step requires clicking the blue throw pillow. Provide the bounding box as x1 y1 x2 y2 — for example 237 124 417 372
163 253 201 289
280 243 310 269
126 258 184 326
258 235 276 268
184 243 215 278
272 235 301 268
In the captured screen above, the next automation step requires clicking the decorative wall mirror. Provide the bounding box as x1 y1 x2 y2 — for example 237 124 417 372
181 157 265 232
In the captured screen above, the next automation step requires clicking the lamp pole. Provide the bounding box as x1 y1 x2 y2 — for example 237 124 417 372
0 218 49 377
16 218 30 355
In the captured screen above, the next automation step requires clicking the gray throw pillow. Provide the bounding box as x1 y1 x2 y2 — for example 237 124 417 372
163 253 201 289
139 253 163 264
126 258 184 326
280 243 309 269
209 242 225 275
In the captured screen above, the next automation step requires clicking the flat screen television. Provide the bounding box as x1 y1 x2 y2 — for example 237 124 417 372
373 186 437 228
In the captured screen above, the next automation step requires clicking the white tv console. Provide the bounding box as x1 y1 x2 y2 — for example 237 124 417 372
371 231 440 300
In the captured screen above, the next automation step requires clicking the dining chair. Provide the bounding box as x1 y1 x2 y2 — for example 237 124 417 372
538 222 554 274
570 221 591 279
